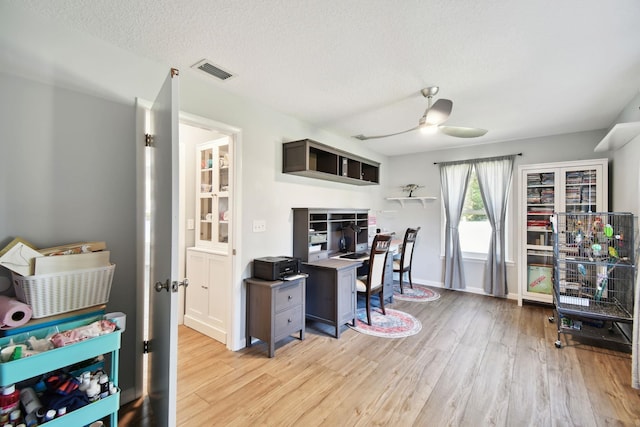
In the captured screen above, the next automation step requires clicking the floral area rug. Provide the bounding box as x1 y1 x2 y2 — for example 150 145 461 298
393 283 441 302
349 307 421 338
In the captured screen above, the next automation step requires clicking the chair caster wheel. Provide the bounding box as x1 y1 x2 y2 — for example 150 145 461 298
555 340 562 348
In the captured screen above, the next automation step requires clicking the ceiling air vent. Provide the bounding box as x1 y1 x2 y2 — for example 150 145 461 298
191 59 235 81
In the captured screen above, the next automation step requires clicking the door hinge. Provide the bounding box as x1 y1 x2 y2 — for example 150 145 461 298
233 249 236 255
143 340 149 354
145 133 153 147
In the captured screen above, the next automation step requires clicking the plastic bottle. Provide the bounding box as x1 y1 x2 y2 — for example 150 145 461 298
23 412 37 427
8 409 22 425
78 371 91 393
43 409 55 422
0 385 21 417
86 379 100 402
18 388 41 417
98 374 109 399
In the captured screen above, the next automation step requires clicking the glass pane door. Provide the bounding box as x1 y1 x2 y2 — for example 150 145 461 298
199 146 214 244
217 143 230 244
564 168 597 214
524 171 555 296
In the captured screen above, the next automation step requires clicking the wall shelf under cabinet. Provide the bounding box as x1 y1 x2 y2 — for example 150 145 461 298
386 196 437 208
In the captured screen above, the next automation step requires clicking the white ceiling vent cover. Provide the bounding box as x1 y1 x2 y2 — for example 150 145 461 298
192 59 235 81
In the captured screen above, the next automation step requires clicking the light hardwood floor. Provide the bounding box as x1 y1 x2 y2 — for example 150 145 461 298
120 288 640 426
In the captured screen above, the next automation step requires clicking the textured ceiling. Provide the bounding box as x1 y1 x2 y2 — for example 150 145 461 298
5 0 640 155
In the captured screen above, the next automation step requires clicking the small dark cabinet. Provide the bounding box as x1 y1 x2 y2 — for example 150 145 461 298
283 139 380 185
245 276 306 357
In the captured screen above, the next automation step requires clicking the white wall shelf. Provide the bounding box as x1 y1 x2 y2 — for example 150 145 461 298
386 196 437 208
594 121 640 152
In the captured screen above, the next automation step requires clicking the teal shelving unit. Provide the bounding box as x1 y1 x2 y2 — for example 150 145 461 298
0 317 121 426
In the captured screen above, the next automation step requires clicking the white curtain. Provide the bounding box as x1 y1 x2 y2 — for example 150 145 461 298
474 155 515 297
440 162 472 289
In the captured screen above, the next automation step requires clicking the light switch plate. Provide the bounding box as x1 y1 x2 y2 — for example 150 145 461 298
252 220 266 232
187 219 195 230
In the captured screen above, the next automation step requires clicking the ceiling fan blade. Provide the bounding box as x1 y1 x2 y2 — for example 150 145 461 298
424 98 453 126
352 125 420 140
439 126 488 138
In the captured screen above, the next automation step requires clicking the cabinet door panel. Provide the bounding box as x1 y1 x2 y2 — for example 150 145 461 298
185 251 209 318
206 253 229 327
337 268 356 324
195 137 231 252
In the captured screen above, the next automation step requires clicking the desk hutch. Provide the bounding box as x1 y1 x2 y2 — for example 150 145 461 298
292 208 394 337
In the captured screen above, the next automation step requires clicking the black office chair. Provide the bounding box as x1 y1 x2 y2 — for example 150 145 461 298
394 227 420 294
356 234 392 325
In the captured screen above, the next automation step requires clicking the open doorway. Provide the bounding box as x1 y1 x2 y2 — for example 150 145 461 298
178 118 236 345
138 106 241 397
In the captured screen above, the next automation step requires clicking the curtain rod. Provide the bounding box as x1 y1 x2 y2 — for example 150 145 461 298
433 152 522 165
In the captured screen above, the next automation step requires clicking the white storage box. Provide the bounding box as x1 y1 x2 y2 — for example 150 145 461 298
12 264 115 318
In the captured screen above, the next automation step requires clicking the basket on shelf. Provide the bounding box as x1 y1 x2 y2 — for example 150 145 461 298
12 264 115 318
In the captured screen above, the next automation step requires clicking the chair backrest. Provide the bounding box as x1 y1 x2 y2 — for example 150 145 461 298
401 227 420 269
366 234 392 290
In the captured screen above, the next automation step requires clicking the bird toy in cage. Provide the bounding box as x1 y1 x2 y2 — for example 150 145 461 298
594 254 625 302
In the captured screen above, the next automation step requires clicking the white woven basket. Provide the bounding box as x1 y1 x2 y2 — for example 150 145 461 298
12 264 115 318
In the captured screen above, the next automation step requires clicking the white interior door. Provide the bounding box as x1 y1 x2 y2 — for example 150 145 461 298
148 68 180 427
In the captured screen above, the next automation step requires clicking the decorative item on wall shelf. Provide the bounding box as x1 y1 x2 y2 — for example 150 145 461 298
402 184 423 197
384 184 437 207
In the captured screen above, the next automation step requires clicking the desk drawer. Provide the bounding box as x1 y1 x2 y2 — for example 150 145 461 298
274 305 303 340
307 251 328 262
274 281 303 312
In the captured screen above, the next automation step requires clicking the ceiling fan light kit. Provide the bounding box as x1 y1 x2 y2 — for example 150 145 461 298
353 86 487 141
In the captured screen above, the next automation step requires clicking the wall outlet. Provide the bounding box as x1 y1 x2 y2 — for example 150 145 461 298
187 218 195 230
252 220 266 232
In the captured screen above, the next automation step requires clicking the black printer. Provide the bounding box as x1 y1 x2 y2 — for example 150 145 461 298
253 256 301 281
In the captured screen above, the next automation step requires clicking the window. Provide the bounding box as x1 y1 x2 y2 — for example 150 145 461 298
459 168 491 255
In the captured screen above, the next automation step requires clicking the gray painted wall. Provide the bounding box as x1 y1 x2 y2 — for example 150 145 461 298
0 71 138 396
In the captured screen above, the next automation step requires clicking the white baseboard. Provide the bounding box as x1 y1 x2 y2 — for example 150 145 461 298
183 315 227 344
409 277 519 301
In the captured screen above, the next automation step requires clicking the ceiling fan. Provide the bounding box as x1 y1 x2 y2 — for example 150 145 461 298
353 86 488 140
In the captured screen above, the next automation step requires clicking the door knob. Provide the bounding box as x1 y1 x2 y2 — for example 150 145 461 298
171 279 189 292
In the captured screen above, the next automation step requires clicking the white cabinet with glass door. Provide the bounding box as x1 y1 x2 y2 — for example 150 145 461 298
196 137 231 252
518 158 608 305
185 136 232 344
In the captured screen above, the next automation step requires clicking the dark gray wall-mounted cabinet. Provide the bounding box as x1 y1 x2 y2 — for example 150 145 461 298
283 139 380 185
